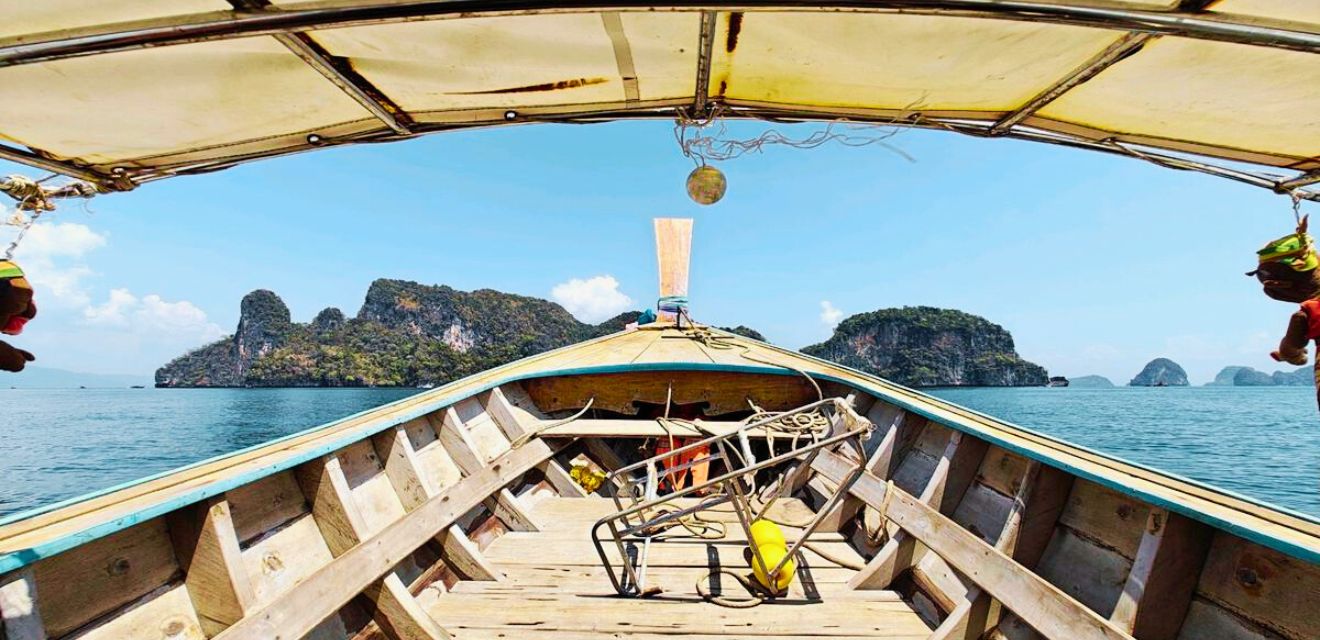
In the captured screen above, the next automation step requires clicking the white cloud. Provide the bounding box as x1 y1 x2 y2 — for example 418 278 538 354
0 219 226 374
820 300 844 327
14 221 106 259
83 288 137 325
6 221 107 308
551 275 633 323
83 288 223 342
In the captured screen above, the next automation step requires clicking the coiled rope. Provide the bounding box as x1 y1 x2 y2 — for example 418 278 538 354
676 315 824 403
508 397 595 450
675 312 888 506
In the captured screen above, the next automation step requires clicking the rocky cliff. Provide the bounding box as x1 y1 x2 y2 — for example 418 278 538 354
1233 367 1276 386
156 280 653 388
1129 358 1189 386
1272 367 1314 385
800 307 1047 387
1206 366 1248 386
720 326 766 341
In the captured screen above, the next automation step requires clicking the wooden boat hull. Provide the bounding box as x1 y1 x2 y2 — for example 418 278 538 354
0 326 1315 640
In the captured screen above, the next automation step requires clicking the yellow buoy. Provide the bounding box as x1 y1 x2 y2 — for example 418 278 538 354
569 462 606 493
748 519 795 592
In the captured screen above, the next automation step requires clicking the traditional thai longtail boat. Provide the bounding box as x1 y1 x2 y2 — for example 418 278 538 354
1 2 1319 640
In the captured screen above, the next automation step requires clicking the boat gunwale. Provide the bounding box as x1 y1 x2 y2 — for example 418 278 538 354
0 333 1316 574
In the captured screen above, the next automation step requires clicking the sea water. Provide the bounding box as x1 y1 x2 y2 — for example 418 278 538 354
0 386 1315 520
929 386 1320 518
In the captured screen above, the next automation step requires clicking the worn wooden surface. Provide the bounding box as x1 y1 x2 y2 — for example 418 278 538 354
425 496 932 638
0 326 1317 640
1194 531 1320 640
1109 509 1212 640
215 439 561 640
5 325 1313 577
167 497 255 636
32 518 180 637
814 448 1138 640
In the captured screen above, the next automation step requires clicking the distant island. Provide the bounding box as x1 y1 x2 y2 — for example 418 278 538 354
1069 375 1115 388
1130 358 1189 386
3 366 150 389
157 288 1046 388
1207 365 1313 387
156 280 764 388
801 306 1047 387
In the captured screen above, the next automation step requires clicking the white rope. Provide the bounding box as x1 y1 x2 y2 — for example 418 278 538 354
1 175 97 259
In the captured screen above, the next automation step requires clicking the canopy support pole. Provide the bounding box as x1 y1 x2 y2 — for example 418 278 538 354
5 0 1320 69
990 32 1152 135
228 1 414 135
692 10 718 116
1278 170 1320 193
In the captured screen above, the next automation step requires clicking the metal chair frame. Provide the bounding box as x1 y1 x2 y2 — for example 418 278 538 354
590 397 873 596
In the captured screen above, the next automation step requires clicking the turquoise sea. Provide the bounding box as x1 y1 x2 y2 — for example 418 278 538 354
0 386 1315 520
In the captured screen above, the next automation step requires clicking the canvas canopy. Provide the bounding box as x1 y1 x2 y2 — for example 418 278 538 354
0 1 1317 197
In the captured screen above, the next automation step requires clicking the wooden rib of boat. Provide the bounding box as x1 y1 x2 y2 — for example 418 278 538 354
0 321 1316 639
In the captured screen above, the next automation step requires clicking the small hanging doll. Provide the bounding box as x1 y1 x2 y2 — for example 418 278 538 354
1247 215 1320 408
0 259 36 372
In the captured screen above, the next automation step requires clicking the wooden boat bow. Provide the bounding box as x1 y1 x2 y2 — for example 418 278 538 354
0 323 1314 639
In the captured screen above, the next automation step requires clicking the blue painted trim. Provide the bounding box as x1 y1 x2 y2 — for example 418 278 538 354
2 358 1316 574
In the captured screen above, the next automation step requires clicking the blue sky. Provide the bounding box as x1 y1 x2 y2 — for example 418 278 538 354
1 120 1313 384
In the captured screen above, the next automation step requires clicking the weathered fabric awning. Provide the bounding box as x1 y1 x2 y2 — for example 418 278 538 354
1 1 1318 196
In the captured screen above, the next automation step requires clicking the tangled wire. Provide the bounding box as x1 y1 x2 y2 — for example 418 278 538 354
674 104 917 168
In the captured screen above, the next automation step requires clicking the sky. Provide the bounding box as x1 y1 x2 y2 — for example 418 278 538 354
0 119 1314 384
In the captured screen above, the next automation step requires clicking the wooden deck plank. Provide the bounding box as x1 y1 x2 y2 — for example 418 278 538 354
427 591 928 636
483 535 863 570
449 570 872 603
422 496 930 638
467 564 859 588
543 327 657 371
436 632 922 640
632 333 717 365
436 496 926 637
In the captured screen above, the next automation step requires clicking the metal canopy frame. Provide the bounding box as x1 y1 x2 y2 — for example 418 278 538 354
1 1 1318 201
5 1 1320 65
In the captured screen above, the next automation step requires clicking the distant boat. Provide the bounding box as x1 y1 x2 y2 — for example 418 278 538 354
129 385 145 389
1047 376 1069 387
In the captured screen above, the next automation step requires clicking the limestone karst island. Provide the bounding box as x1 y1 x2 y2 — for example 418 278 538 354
158 284 1048 389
